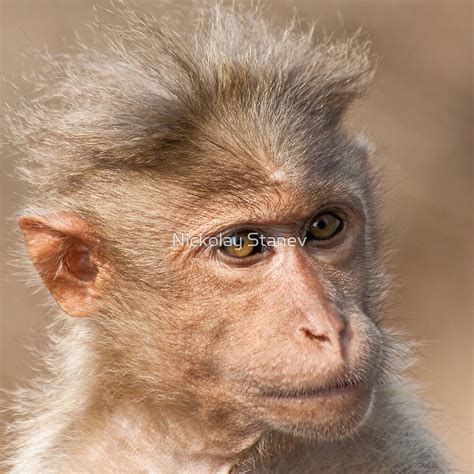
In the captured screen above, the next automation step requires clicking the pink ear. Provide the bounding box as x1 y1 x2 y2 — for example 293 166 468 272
18 213 107 317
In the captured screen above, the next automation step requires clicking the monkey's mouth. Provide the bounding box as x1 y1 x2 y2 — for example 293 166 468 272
256 377 364 400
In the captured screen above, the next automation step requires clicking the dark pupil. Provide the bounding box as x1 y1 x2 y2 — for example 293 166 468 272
233 236 245 247
317 219 327 229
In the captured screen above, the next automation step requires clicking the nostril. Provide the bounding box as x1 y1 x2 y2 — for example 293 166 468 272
300 327 330 342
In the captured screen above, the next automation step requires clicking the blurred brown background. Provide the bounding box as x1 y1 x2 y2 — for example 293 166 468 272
0 0 472 471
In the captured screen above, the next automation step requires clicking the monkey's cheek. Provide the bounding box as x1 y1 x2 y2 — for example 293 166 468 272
258 384 375 440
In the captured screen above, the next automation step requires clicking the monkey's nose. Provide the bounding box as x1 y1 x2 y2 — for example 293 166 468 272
298 317 347 356
300 327 331 342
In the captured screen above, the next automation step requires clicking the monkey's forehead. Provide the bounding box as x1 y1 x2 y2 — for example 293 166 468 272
150 128 372 210
124 152 370 234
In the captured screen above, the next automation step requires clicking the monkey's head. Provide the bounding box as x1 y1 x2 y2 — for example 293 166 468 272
14 6 390 448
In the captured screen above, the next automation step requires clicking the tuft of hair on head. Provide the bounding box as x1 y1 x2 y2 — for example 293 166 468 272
4 1 374 205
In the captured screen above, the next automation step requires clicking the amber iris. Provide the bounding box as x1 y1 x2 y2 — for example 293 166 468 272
308 213 343 241
221 232 261 258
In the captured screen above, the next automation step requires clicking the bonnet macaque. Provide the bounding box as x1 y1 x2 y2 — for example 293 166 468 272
3 3 447 473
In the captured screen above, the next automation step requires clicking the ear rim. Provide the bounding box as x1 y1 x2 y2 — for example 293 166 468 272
18 212 109 318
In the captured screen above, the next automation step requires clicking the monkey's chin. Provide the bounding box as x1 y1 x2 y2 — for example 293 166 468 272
260 383 375 441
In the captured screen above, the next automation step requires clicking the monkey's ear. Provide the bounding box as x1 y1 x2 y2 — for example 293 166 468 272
18 213 108 317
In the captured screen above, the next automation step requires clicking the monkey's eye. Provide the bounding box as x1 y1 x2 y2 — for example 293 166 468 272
307 212 343 241
220 232 264 258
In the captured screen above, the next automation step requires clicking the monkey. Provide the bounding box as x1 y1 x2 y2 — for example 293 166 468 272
1 3 449 473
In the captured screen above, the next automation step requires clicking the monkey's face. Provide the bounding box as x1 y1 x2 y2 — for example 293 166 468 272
137 163 386 442
19 144 385 444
